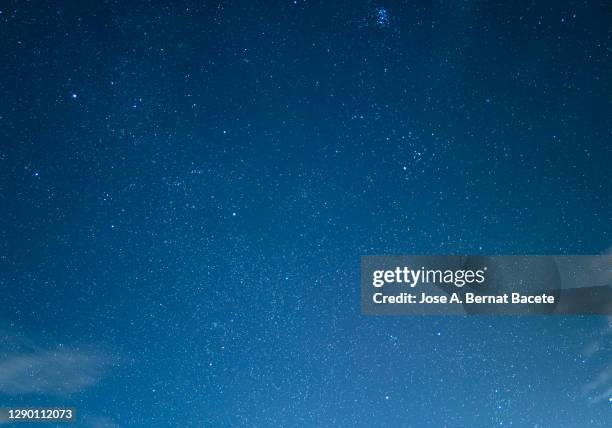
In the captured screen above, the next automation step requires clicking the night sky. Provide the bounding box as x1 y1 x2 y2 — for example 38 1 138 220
1 1 611 427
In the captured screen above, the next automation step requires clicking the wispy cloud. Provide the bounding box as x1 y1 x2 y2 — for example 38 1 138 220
0 324 118 424
582 363 612 404
581 316 612 404
0 346 111 396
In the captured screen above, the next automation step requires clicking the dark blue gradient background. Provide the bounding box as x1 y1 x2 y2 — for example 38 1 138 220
0 1 610 426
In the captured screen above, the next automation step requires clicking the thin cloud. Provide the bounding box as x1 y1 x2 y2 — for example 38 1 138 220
581 316 612 404
582 363 612 404
0 346 111 396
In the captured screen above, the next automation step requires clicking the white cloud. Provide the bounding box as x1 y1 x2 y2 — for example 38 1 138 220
0 346 111 396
